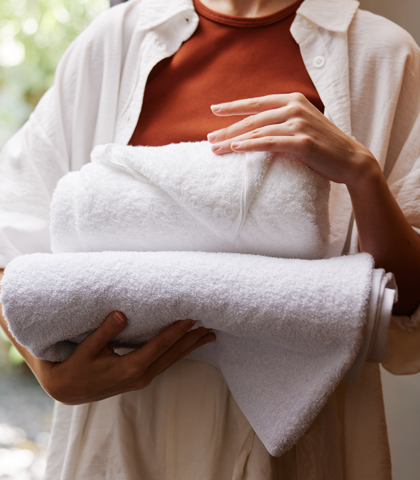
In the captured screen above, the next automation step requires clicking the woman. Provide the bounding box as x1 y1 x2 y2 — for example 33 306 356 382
1 0 420 477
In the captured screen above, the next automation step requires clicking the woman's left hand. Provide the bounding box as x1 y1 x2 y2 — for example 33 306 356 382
208 93 420 316
207 93 379 188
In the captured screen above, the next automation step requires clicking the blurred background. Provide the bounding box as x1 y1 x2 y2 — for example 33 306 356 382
0 0 419 478
0 2 109 478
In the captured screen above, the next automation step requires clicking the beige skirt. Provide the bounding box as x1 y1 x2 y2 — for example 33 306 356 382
44 359 391 480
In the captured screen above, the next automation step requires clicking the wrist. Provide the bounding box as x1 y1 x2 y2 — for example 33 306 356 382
345 149 383 196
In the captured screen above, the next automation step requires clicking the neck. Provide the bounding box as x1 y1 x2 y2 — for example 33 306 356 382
198 0 299 17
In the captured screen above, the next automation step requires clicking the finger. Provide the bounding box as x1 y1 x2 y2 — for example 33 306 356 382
210 94 295 116
210 123 295 155
229 135 303 154
142 327 215 380
77 311 127 359
208 109 283 144
208 103 310 146
123 319 198 367
176 332 216 360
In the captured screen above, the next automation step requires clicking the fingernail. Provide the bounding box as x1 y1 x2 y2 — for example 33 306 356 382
207 132 217 142
207 333 216 342
211 144 221 152
189 319 198 326
112 311 126 326
211 105 221 113
231 142 242 149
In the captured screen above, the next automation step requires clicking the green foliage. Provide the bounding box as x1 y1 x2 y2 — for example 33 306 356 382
0 0 109 148
0 325 25 367
8 344 25 365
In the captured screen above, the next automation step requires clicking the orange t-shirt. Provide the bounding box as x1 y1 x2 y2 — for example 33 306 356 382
129 0 323 146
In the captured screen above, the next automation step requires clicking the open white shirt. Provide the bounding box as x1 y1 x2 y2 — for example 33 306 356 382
1 0 420 477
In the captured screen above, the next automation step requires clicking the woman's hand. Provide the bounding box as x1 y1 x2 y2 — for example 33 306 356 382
207 93 420 315
0 288 215 405
207 93 379 188
37 312 215 405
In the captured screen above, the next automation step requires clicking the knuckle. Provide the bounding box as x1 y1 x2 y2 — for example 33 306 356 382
155 337 173 353
266 137 277 146
300 135 314 152
244 115 254 127
124 362 140 380
287 104 301 118
290 118 306 131
248 97 259 106
291 92 305 103
251 129 260 137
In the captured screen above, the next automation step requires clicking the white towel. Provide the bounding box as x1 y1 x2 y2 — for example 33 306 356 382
50 142 330 259
1 251 396 456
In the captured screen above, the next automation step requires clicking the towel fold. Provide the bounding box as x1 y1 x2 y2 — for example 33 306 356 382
50 142 330 259
1 251 396 456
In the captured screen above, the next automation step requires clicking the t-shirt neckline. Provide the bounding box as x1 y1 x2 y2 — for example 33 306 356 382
193 0 304 27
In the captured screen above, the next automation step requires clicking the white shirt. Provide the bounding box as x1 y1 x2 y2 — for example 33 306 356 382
1 0 420 477
1 0 419 329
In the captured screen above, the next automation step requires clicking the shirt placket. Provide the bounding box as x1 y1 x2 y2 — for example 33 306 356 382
115 9 199 146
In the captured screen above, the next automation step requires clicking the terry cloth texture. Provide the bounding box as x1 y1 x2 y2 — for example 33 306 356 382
50 141 330 259
1 251 396 457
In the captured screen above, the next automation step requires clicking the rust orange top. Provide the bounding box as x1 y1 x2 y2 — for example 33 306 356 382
129 0 323 146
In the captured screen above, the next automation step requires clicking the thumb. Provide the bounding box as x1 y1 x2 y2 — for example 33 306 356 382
78 311 127 358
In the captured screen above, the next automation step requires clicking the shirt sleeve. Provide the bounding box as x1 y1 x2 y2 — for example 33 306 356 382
380 35 420 375
0 6 129 268
0 92 67 267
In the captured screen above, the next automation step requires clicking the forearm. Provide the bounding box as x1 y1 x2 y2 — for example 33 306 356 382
0 269 44 377
347 159 420 316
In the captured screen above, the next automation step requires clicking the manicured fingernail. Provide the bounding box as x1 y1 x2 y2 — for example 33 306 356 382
211 144 221 152
211 104 221 113
231 142 242 149
207 132 217 142
112 311 125 326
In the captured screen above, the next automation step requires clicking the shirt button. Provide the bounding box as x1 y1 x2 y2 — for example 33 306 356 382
302 18 312 29
313 56 325 68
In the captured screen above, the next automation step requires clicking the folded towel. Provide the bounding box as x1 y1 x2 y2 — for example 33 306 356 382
1 251 396 456
50 142 330 259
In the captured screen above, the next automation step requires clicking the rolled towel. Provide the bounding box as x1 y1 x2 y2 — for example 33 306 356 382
1 251 396 456
50 141 330 259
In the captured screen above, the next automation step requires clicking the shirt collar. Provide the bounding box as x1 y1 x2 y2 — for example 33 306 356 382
296 0 360 33
137 0 359 33
137 0 196 31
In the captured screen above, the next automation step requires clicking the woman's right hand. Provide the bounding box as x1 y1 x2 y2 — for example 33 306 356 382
30 312 215 405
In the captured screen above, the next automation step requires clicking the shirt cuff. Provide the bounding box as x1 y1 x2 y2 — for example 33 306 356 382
346 270 397 381
391 302 420 334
